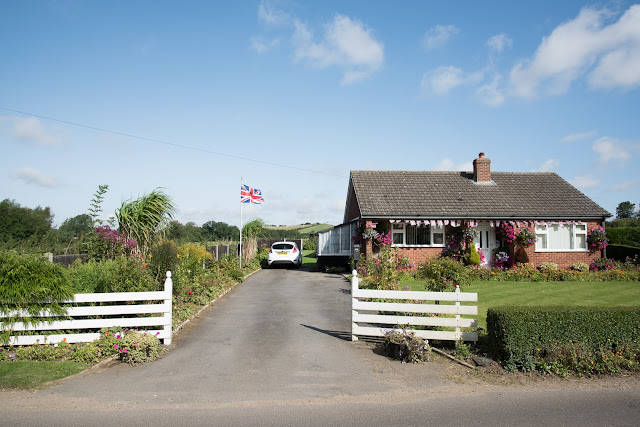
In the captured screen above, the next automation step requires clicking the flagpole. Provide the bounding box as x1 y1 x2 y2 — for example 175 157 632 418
239 177 243 270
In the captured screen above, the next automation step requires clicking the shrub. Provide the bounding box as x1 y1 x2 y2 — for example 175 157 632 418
571 262 589 272
466 243 481 266
85 226 137 261
68 259 117 293
487 306 640 373
0 251 74 345
590 257 615 271
105 256 157 293
95 329 164 364
149 240 179 282
492 250 510 270
384 328 431 363
119 331 164 364
538 262 558 273
416 257 469 291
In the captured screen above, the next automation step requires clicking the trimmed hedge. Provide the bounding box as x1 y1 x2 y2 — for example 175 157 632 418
487 306 640 371
606 226 640 248
607 244 640 263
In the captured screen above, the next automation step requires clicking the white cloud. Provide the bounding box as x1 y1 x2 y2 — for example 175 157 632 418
11 167 60 188
435 158 472 171
532 158 559 172
423 24 459 50
486 33 513 53
476 76 506 106
560 130 598 142
249 36 280 54
509 5 640 98
1 116 66 146
292 15 384 85
257 1 289 26
592 136 631 165
570 175 601 189
421 66 483 95
610 179 640 191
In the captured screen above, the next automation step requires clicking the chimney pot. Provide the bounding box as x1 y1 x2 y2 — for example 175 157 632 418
478 152 484 158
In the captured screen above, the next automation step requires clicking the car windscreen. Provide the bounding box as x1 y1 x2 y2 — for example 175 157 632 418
272 243 294 250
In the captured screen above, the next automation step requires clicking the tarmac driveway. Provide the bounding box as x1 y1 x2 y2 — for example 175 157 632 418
30 267 449 406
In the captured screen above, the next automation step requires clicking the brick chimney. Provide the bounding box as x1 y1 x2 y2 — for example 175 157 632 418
473 152 491 183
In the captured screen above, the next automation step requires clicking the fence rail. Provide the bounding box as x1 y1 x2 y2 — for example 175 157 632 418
0 272 173 346
351 270 478 342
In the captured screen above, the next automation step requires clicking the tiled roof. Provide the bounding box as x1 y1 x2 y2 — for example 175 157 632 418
350 170 611 219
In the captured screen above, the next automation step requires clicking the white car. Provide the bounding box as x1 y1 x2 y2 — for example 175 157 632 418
267 241 302 268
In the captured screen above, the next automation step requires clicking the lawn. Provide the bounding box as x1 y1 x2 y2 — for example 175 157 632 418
302 249 317 269
0 361 90 389
401 279 640 330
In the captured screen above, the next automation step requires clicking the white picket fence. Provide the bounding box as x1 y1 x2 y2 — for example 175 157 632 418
351 270 478 342
0 272 173 346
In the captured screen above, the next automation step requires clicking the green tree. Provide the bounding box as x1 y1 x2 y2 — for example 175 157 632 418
242 218 265 239
115 189 177 256
58 214 92 240
164 220 204 244
0 199 53 243
616 201 636 219
202 220 239 241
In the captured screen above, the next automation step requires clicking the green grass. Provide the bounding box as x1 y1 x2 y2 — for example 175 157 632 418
302 249 317 269
400 278 640 330
0 361 90 389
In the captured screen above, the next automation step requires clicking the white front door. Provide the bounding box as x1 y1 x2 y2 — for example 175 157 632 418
474 222 493 267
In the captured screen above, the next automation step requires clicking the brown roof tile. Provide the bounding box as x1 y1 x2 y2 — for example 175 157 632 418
350 170 610 219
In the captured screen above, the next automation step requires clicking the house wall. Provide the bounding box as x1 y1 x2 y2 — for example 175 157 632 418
511 220 603 269
361 219 604 269
393 247 443 266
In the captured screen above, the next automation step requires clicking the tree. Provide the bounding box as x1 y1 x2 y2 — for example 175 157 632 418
58 214 92 239
616 201 636 219
242 218 266 238
115 189 177 256
202 220 239 241
0 199 53 242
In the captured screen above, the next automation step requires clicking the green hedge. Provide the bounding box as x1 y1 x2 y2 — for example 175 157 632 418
606 227 640 247
487 306 640 371
607 244 640 262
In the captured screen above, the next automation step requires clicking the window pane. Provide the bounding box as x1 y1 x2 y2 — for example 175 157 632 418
536 225 547 233
393 232 403 245
548 224 571 250
406 225 430 245
536 234 547 250
575 224 586 232
433 232 444 245
392 224 403 230
576 234 586 249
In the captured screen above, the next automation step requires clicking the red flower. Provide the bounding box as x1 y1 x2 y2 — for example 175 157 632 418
188 290 193 295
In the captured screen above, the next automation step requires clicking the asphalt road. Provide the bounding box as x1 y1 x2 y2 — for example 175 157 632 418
1 267 639 425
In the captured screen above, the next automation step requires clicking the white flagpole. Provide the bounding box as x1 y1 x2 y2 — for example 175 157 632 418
240 178 243 269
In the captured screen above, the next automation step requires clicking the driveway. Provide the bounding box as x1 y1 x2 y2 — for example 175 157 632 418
2 268 640 425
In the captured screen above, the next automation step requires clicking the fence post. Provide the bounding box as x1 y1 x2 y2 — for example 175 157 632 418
351 269 359 342
455 284 461 347
163 271 173 345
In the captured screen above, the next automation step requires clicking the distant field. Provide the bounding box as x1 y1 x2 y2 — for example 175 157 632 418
265 223 333 234
298 224 333 234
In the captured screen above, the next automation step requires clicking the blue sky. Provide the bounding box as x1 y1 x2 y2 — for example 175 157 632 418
1 1 639 228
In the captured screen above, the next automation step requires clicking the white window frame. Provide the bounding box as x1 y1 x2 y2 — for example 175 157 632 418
391 223 445 248
535 222 588 252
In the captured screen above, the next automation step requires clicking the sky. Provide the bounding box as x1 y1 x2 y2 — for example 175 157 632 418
1 0 639 229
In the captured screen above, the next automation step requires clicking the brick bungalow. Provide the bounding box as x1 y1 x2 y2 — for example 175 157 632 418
344 153 611 268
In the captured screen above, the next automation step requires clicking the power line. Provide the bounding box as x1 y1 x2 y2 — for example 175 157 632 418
0 106 347 177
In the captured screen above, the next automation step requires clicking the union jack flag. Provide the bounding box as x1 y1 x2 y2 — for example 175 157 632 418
240 184 265 204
